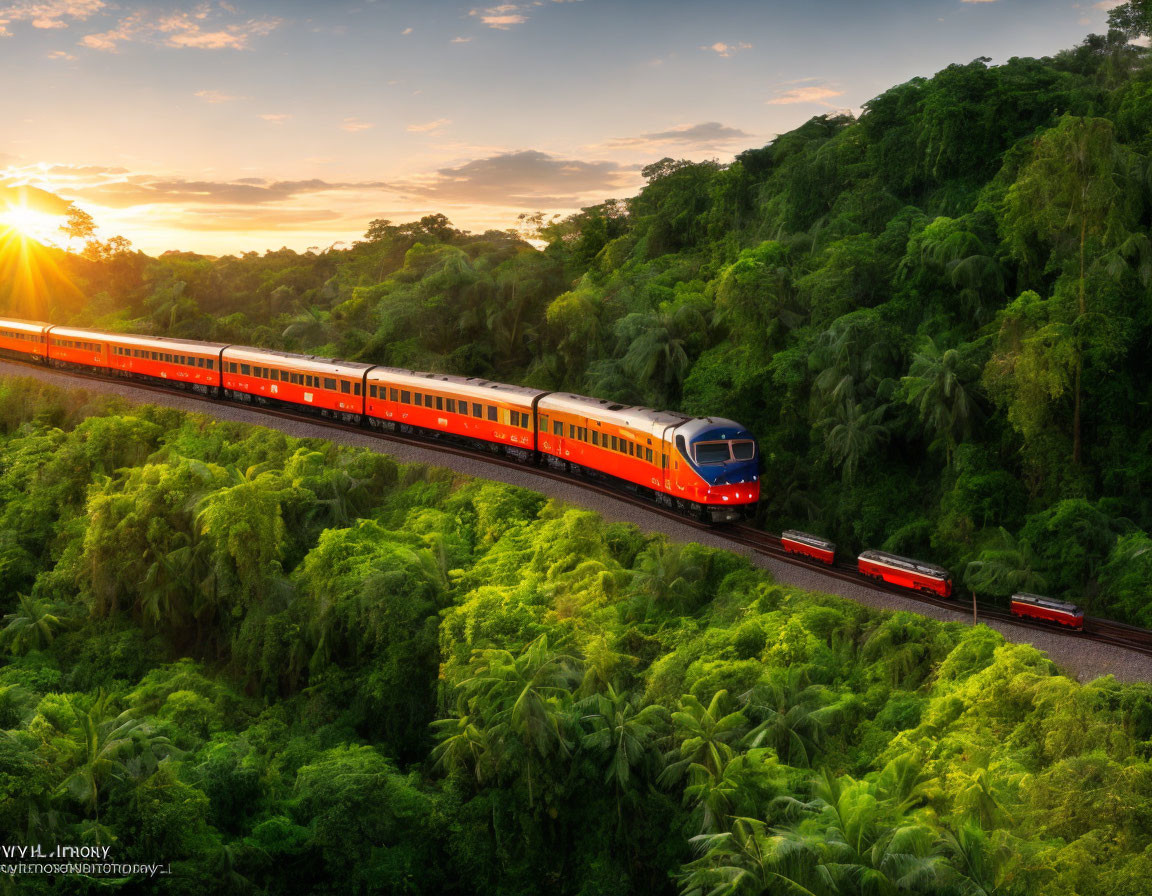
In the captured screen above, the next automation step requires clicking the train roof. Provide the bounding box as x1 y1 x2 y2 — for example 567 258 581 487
0 317 51 332
676 417 755 441
1011 592 1082 614
223 344 375 378
539 392 690 436
781 530 836 550
858 549 951 579
45 326 229 351
367 367 547 405
98 331 229 352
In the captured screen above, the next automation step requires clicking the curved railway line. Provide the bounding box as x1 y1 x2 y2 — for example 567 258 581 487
3 356 1152 667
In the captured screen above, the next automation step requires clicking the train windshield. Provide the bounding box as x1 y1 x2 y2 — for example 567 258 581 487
693 439 758 465
732 440 755 461
694 442 732 464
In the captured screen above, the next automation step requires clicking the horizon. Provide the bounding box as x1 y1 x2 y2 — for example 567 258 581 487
0 0 1123 255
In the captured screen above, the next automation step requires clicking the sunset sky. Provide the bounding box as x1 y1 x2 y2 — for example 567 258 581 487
0 0 1121 256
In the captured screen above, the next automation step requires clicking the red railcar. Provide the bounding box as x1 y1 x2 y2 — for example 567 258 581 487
365 368 544 458
222 346 372 421
781 530 836 565
107 332 228 393
0 319 49 360
1010 593 1084 630
47 326 109 371
857 550 953 598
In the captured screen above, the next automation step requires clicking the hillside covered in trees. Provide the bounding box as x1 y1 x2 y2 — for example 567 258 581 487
1 378 1151 895
7 4 1152 627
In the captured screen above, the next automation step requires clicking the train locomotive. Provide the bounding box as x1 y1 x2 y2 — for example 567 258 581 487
0 318 760 523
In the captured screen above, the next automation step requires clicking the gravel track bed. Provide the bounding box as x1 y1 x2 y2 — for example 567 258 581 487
5 360 1151 685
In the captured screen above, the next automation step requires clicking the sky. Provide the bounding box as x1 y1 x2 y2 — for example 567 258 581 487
0 0 1127 255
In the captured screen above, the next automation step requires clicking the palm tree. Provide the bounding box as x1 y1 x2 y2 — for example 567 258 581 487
741 668 840 767
900 337 982 466
939 823 1012 896
578 685 667 822
629 540 708 619
1 593 68 654
56 693 176 832
820 400 891 483
662 691 748 785
622 305 708 404
963 528 1048 598
804 770 944 895
450 634 578 806
281 306 335 349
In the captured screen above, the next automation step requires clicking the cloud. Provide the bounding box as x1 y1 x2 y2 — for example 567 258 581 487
0 0 105 36
80 7 280 52
260 112 291 123
399 150 632 205
470 4 527 29
401 26 412 34
63 175 390 209
0 182 74 215
767 85 844 105
341 117 373 133
702 41 751 57
407 118 451 134
47 49 76 59
451 35 472 43
195 89 242 103
606 121 752 149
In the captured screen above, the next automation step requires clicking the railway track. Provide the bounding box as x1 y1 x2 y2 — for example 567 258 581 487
6 357 1152 659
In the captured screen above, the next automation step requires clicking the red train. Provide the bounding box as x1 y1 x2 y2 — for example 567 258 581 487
780 530 836 565
857 550 953 598
0 317 761 523
1010 593 1084 630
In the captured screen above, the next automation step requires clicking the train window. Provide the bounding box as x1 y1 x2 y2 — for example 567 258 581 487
207 360 215 371
510 410 519 427
458 395 468 411
447 399 456 413
390 388 399 402
487 405 497 422
472 402 482 418
553 421 562 436
539 415 549 431
401 390 411 404
732 441 755 460
324 378 336 391
435 395 444 410
569 424 576 438
646 448 653 463
229 362 238 373
370 385 378 398
241 364 251 375
695 442 731 465
253 366 263 377
341 380 351 394
271 368 280 381
592 431 599 446
522 415 530 430
662 453 668 468
611 436 618 451
354 382 362 396
414 392 423 407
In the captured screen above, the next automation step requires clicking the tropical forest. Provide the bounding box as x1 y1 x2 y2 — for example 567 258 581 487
2 1 1152 893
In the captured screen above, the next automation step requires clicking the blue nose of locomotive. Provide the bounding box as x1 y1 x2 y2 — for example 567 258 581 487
677 421 760 486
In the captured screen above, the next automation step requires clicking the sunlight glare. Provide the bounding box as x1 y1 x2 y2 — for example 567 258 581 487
0 203 62 246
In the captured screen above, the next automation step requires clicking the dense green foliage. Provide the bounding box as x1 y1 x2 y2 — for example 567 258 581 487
1 379 1152 894
14 20 1152 624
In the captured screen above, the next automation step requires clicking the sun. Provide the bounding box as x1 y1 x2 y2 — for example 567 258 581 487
0 202 62 246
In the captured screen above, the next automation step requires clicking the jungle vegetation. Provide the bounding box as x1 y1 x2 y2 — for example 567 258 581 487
0 378 1150 895
10 7 1152 625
